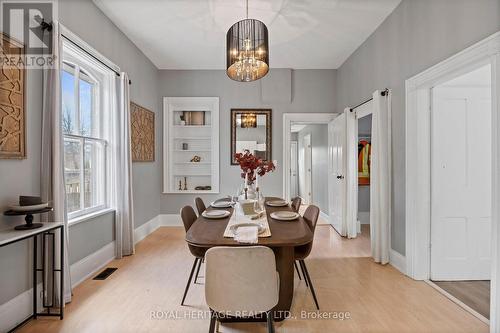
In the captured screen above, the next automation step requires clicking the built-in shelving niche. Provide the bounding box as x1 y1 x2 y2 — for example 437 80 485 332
163 97 219 194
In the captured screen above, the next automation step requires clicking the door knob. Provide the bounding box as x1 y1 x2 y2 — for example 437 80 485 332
337 175 344 179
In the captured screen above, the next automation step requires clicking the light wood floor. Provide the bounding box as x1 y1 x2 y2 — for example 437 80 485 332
433 280 490 319
17 225 488 333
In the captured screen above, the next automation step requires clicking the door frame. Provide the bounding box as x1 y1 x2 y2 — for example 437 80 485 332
290 140 298 198
405 31 500 331
302 133 312 204
283 113 337 202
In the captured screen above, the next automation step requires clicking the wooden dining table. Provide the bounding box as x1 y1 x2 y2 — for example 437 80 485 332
185 197 313 321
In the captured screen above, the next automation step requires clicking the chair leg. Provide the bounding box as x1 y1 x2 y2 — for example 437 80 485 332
181 258 199 305
294 261 302 280
299 260 309 288
208 309 216 333
301 260 320 310
194 256 202 284
266 311 275 333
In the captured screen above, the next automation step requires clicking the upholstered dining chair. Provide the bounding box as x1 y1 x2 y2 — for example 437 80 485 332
291 196 302 213
295 205 320 309
205 246 279 333
195 197 206 216
180 205 204 305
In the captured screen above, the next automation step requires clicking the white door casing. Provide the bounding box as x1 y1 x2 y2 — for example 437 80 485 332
329 113 346 235
431 84 492 280
303 134 313 204
290 141 298 198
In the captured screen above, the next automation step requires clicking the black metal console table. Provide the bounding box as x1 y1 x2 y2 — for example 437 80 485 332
0 222 64 332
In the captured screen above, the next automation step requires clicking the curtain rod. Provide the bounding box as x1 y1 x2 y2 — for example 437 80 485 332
350 88 389 112
39 19 132 85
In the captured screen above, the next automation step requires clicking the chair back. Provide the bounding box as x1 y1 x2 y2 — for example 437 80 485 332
291 197 302 213
205 246 279 314
303 205 320 233
180 205 197 232
195 197 206 216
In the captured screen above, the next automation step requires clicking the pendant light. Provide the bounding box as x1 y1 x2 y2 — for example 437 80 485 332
226 0 269 82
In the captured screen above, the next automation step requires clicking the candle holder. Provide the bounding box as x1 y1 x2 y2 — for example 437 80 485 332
4 207 53 230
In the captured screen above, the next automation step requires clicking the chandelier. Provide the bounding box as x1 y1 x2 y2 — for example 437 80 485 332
226 0 269 82
241 113 257 128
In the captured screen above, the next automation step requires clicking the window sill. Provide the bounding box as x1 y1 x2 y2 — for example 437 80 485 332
68 208 115 227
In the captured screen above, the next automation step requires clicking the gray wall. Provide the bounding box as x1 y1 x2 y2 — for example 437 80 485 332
0 0 160 306
297 124 329 214
158 69 337 213
336 0 500 255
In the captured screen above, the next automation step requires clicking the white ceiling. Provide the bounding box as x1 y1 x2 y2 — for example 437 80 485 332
93 0 401 70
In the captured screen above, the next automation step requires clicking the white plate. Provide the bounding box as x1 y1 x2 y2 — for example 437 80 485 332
202 210 230 219
266 200 288 207
270 211 300 221
230 222 266 235
210 201 234 208
10 203 49 212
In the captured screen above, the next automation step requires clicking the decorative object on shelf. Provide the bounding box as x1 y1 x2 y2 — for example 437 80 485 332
183 176 188 190
226 0 269 82
234 149 275 200
231 109 272 164
179 114 186 126
178 180 183 191
4 196 52 230
182 143 189 150
130 102 155 162
195 185 212 191
183 111 205 125
190 155 201 162
0 33 26 159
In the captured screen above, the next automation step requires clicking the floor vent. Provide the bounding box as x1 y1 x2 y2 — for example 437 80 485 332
93 267 117 280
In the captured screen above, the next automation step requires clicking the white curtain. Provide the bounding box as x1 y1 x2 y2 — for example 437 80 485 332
113 73 135 258
344 108 358 239
40 22 72 304
370 90 392 264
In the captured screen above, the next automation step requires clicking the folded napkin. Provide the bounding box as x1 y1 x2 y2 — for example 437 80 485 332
234 226 258 244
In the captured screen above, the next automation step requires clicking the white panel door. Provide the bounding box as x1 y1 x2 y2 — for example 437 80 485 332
290 141 298 198
329 114 346 235
431 86 492 280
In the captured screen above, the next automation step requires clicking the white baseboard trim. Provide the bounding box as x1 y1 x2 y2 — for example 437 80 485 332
70 241 116 288
0 283 43 333
390 249 407 275
358 212 370 224
318 211 329 225
134 215 161 244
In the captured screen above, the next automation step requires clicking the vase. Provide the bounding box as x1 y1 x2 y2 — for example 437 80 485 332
238 183 257 200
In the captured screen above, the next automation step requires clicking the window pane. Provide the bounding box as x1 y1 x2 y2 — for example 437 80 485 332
64 137 82 213
80 78 93 136
84 140 105 209
61 70 76 134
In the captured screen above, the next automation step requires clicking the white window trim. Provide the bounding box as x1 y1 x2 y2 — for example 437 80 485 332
61 28 119 224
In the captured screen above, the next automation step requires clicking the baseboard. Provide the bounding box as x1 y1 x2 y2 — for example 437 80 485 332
70 241 116 288
0 283 44 332
318 211 329 225
389 249 407 275
358 212 370 224
134 215 161 244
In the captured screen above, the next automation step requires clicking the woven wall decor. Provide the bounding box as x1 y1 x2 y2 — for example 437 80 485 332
131 102 155 162
0 33 25 159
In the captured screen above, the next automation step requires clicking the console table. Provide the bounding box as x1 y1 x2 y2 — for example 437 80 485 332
0 222 64 332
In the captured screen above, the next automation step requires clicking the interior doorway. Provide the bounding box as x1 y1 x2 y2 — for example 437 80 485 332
300 133 313 204
429 64 492 321
357 113 372 239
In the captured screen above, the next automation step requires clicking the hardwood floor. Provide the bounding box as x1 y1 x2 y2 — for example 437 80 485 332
433 280 490 320
17 225 488 333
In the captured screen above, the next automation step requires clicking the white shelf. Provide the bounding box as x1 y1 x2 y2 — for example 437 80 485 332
163 97 220 194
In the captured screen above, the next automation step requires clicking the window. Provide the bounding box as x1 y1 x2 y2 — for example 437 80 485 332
62 58 107 220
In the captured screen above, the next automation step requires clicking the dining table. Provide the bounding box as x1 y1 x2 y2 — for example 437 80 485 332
185 197 314 321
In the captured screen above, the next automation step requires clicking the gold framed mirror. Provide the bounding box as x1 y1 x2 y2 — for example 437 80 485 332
230 109 272 165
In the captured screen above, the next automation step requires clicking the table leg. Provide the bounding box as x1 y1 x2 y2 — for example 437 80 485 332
33 235 37 319
60 226 64 319
272 246 294 321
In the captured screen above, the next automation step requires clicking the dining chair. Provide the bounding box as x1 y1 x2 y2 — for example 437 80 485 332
180 205 204 305
195 197 206 216
205 246 279 333
295 204 320 310
291 196 302 213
